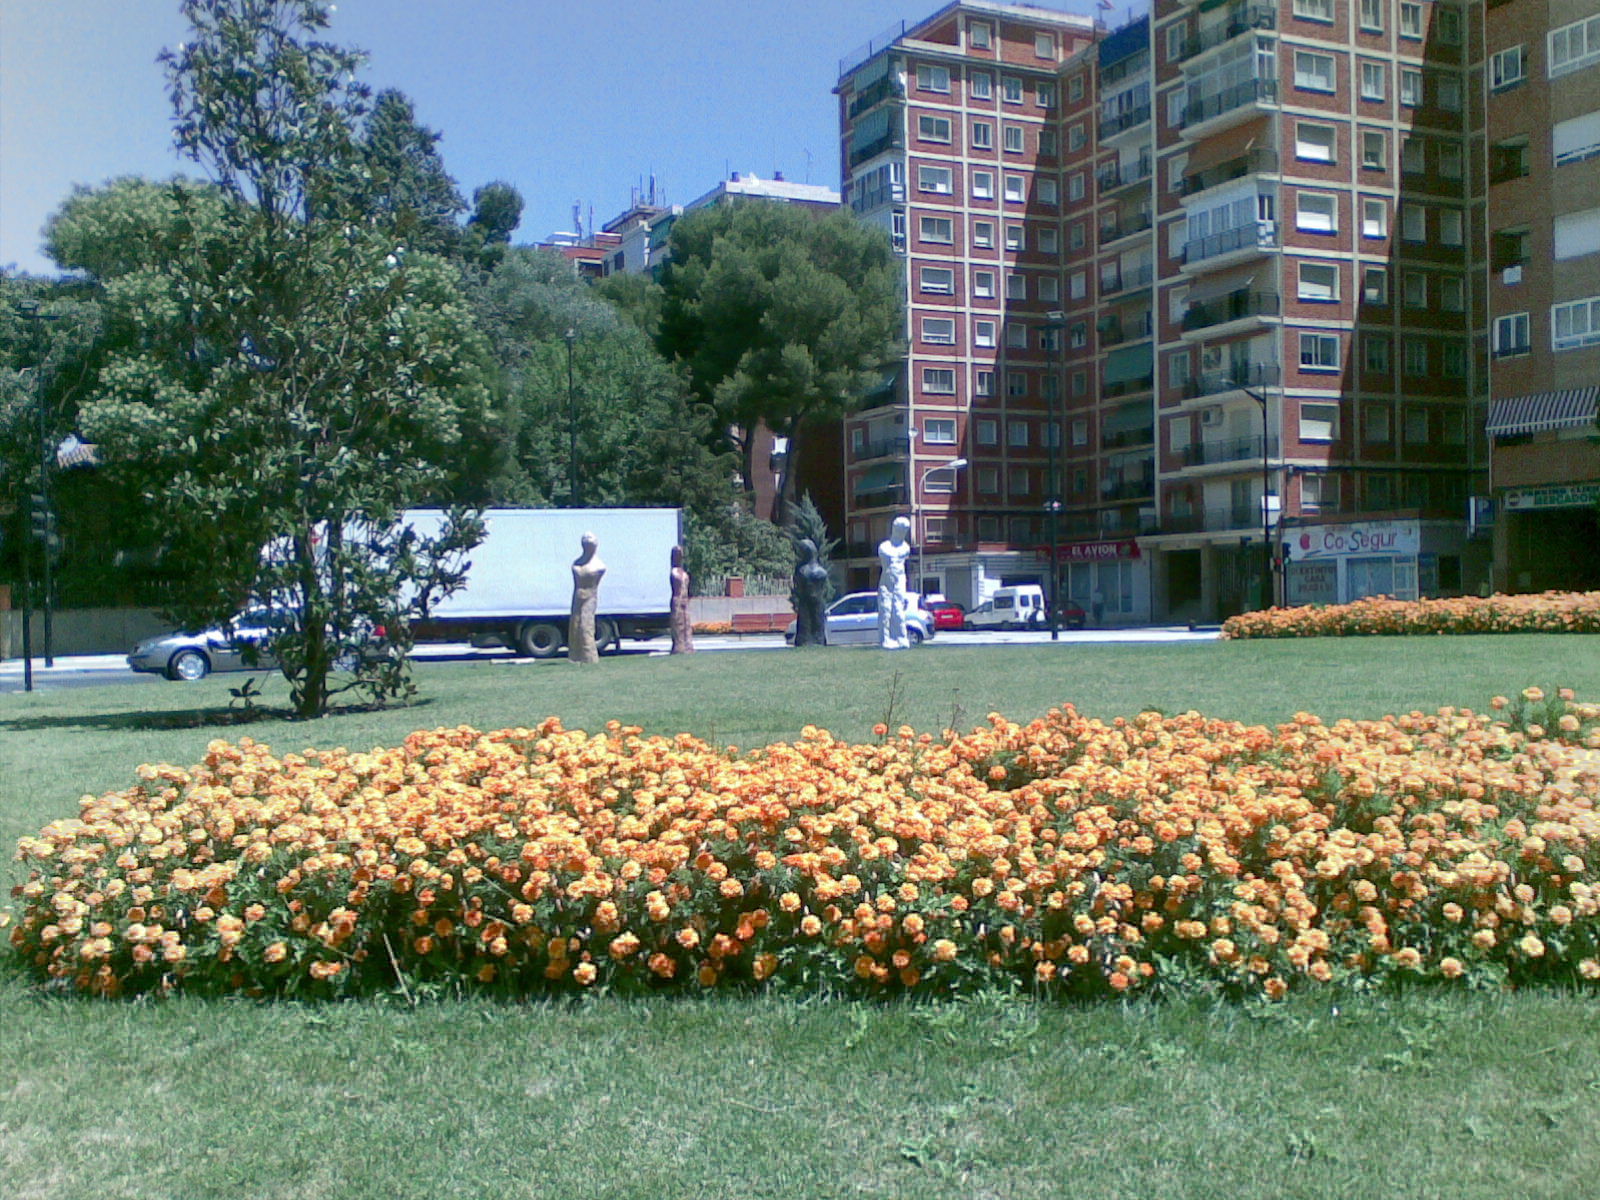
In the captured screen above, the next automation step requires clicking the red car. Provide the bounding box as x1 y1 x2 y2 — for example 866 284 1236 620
926 601 967 631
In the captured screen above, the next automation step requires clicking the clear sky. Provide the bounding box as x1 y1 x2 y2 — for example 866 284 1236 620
2 0 1107 277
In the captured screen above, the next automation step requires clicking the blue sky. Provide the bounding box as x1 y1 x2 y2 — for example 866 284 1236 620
2 0 1105 276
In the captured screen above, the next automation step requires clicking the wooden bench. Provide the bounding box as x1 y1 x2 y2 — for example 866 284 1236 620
730 611 792 634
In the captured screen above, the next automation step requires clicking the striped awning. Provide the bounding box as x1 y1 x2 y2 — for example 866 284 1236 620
1486 386 1599 436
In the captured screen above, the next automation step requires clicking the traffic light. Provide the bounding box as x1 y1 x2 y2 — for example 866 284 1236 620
29 493 59 554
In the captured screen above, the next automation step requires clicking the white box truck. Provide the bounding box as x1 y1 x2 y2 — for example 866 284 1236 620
403 507 681 657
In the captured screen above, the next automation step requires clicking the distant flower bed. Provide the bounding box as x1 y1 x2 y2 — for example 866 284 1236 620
1222 592 1600 640
7 690 1600 1002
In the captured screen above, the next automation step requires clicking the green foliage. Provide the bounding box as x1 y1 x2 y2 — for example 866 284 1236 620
682 499 794 589
657 202 903 519
350 89 467 256
788 491 838 605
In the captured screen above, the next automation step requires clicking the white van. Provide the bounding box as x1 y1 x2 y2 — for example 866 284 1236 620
965 584 1047 630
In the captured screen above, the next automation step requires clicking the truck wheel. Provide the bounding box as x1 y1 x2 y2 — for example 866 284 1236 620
515 621 565 659
596 618 620 655
167 649 211 681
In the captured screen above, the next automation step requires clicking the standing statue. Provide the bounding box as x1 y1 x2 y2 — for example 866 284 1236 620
792 537 830 647
569 532 606 664
877 516 913 650
669 544 694 654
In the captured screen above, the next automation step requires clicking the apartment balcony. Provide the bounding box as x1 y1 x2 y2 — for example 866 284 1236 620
1488 150 1531 185
1097 159 1154 197
1179 434 1280 469
1099 212 1154 248
1099 104 1151 144
1180 148 1279 200
1179 78 1277 140
1099 315 1152 348
1101 477 1156 502
1180 290 1280 338
847 131 904 170
1175 6 1276 63
1101 263 1155 297
852 435 912 462
1182 361 1280 402
847 75 904 120
851 484 906 511
1154 505 1265 534
1103 373 1156 399
1101 426 1155 450
1180 222 1278 273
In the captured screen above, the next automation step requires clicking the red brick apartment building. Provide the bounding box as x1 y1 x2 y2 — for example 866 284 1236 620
837 0 1507 621
1483 1 1600 592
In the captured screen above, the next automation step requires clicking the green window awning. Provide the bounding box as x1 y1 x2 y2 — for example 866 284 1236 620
853 463 901 494
850 108 891 153
1102 344 1153 387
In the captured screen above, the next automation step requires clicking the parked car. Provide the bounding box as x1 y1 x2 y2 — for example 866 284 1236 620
784 592 935 645
127 607 390 681
966 585 1087 631
926 600 967 631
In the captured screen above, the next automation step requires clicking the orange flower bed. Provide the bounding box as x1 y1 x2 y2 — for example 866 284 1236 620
1222 591 1600 639
7 692 1600 1001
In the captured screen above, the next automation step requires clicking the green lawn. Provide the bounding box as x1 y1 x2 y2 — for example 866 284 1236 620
3 637 1600 1199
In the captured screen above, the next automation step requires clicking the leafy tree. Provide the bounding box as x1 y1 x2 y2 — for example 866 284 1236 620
656 202 903 523
352 89 466 256
70 0 489 717
465 180 523 262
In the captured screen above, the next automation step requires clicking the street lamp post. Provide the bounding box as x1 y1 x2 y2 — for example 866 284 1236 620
1241 386 1275 611
1043 311 1068 640
15 299 64 683
563 328 580 507
913 457 966 596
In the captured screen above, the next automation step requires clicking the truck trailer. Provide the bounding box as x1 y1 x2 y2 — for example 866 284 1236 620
404 507 681 657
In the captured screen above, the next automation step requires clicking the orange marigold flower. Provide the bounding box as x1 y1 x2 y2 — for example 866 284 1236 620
779 892 802 914
1439 957 1465 979
1108 971 1131 991
1578 959 1600 981
648 952 676 979
800 915 822 937
676 928 700 950
932 939 958 963
1519 933 1546 957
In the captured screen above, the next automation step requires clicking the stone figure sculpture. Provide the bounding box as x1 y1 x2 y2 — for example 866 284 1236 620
569 532 606 664
669 544 694 655
877 516 913 650
792 537 830 647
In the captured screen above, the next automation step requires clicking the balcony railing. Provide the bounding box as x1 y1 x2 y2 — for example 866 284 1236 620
1180 434 1280 468
1101 427 1155 450
852 485 905 510
853 435 911 462
1098 159 1153 194
847 76 904 120
1181 289 1280 332
1183 362 1280 398
847 131 903 169
1099 316 1151 348
1103 373 1155 398
1181 148 1278 197
1176 6 1276 61
1155 505 1262 534
1099 104 1151 140
1100 212 1154 246
1100 477 1156 501
1101 263 1155 296
1182 221 1277 267
1488 150 1530 184
1180 77 1277 129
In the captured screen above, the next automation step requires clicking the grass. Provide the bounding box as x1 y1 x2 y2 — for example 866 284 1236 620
3 636 1600 1199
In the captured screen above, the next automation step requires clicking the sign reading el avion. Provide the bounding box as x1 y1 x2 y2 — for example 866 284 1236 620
1284 520 1420 562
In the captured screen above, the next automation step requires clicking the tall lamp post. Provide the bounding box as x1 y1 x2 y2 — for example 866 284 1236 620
563 328 580 507
913 457 967 596
15 300 63 682
1240 386 1276 610
1043 311 1068 640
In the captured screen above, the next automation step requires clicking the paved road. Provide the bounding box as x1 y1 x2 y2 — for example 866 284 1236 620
0 625 1221 694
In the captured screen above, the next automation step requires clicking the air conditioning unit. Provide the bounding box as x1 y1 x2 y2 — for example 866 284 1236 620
1201 407 1225 428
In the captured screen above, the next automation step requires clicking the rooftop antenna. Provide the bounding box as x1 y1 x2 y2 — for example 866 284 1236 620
571 201 581 239
804 148 813 183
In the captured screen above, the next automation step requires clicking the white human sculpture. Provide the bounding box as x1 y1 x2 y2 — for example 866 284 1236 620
877 516 913 650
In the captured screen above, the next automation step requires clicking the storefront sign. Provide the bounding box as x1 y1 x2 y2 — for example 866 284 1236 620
1502 483 1600 512
1056 539 1141 562
1284 520 1420 562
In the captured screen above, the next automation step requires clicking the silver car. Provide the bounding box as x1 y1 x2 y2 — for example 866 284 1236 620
784 591 934 645
127 607 292 681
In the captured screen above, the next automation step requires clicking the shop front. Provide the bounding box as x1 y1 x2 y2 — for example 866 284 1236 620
1282 519 1471 605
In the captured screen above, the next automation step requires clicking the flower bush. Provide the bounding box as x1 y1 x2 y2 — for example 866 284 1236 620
7 691 1600 1002
1221 591 1600 640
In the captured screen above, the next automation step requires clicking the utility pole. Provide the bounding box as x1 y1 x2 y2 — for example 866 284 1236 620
563 328 580 507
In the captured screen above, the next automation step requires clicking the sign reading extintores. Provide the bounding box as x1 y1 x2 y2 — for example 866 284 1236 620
1285 520 1420 562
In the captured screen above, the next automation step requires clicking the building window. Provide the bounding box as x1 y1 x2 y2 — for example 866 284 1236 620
916 64 951 93
1360 62 1386 102
1552 296 1600 350
1038 129 1058 157
1004 124 1025 153
918 164 953 194
1168 351 1191 389
1554 111 1600 168
1007 371 1027 397
1361 130 1386 170
1492 313 1531 357
1038 275 1060 302
1002 75 1023 103
1008 272 1028 300
976 418 998 445
1006 225 1025 251
922 317 956 345
1070 122 1088 151
1437 7 1462 44
1296 191 1337 234
1360 0 1383 32
1442 343 1467 378
1555 207 1600 260
1399 2 1423 39
972 121 993 150
920 266 954 294
1363 266 1389 304
1069 323 1087 349
1005 323 1028 349
973 269 995 298
1300 332 1340 370
1362 198 1388 238
1439 209 1463 246
1069 74 1084 102
1549 15 1600 79
1401 204 1426 242
922 367 956 393
974 369 995 397
1298 262 1339 302
918 115 952 143
1071 371 1087 396
1301 403 1339 441
920 216 954 243
1008 420 1030 447
969 21 992 49
1403 340 1429 376
971 71 993 100
1441 276 1464 311
1400 69 1422 107
1067 172 1085 201
978 468 1000 495
1365 404 1392 442
1039 323 1061 351
1401 137 1426 174
1038 226 1059 253
1004 174 1026 202
972 170 994 200
1403 407 1428 443
1037 82 1056 108
1439 143 1463 179
925 417 957 444
1491 46 1526 91
1437 76 1462 112
974 319 997 348
1034 32 1056 59
1068 222 1085 249
1301 473 1327 513
1068 271 1087 300
1295 122 1337 163
973 221 994 248
1294 51 1336 94
1294 0 1333 21
1403 272 1427 307
1364 334 1391 373
1008 467 1031 497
